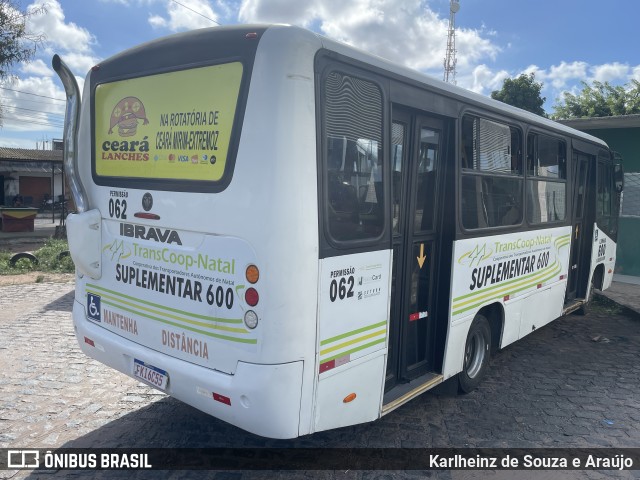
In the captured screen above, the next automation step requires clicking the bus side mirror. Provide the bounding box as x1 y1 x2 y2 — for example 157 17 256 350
614 164 624 193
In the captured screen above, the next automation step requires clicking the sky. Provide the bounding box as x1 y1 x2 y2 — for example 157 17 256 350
1 0 639 149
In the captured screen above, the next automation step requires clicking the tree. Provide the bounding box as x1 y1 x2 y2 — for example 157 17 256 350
491 73 546 117
552 80 640 119
0 0 44 123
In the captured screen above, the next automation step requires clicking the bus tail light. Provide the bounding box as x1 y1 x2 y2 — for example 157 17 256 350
245 288 259 306
244 310 258 329
134 212 161 220
246 265 259 284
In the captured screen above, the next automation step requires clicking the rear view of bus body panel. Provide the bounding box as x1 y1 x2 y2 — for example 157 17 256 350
68 26 323 438
75 303 304 438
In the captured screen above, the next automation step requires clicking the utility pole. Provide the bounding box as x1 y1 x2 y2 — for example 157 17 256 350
443 0 460 85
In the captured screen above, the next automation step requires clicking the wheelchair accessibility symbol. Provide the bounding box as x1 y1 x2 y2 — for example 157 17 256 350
87 293 101 322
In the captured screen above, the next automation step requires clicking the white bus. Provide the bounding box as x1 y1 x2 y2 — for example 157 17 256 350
53 25 623 439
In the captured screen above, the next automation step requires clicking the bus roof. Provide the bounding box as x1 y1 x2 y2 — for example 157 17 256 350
96 24 607 150
264 25 608 149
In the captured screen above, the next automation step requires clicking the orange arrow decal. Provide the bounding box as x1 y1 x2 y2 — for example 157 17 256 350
417 243 426 269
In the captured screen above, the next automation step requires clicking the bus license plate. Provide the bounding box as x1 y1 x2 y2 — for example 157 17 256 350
133 359 168 390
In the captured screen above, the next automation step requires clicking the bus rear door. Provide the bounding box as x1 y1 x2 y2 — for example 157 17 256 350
385 107 446 394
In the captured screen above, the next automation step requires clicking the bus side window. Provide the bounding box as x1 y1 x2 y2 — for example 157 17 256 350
596 157 615 236
460 115 523 230
324 71 384 242
526 134 567 224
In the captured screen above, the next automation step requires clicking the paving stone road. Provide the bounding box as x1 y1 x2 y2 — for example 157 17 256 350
0 281 639 479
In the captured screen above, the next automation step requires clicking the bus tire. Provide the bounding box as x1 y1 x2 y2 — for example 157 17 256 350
458 314 491 394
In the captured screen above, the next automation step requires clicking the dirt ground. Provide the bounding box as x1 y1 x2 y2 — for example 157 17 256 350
2 239 48 254
0 271 74 286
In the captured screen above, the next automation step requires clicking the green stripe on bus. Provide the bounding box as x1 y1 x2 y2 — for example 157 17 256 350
86 283 242 324
452 260 560 306
320 328 386 356
452 262 561 313
91 289 249 334
100 298 257 344
320 337 386 364
452 264 562 316
320 320 387 346
451 234 571 307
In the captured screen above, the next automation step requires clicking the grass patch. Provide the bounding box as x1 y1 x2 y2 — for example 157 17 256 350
591 294 625 315
0 239 74 275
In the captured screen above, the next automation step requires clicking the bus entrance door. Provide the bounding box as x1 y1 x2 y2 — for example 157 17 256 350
566 152 592 303
385 109 443 393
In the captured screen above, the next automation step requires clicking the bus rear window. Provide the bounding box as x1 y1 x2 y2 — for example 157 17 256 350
94 62 243 185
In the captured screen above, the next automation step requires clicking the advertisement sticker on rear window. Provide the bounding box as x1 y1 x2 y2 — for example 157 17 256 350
94 62 243 182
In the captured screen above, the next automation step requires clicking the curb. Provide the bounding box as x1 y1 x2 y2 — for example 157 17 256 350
594 291 640 319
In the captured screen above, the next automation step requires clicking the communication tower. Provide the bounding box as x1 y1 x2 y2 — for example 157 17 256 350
443 0 460 84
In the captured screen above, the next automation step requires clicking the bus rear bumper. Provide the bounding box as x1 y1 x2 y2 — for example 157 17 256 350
72 301 303 439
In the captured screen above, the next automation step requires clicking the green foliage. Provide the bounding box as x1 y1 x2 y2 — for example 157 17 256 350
590 294 624 316
0 250 34 273
552 80 640 119
0 0 44 123
491 73 546 117
0 0 44 79
0 238 74 275
34 238 74 272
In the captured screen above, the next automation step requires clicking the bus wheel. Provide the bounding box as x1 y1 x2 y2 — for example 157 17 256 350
458 314 491 394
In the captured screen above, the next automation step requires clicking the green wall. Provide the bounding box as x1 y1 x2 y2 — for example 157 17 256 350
585 127 640 172
616 217 640 276
583 126 640 277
